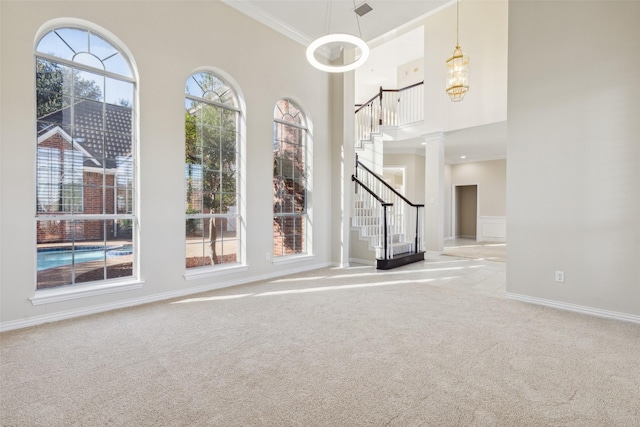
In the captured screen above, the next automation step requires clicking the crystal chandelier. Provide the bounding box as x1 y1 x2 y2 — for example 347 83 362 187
446 0 469 102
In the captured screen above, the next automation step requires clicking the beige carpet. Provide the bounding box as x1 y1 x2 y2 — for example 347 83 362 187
1 256 639 426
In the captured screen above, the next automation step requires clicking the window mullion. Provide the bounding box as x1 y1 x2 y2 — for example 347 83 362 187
36 27 136 289
35 53 135 83
273 99 309 257
185 72 242 269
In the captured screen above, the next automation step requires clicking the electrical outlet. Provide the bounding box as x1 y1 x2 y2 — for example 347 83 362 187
555 271 565 283
265 251 271 261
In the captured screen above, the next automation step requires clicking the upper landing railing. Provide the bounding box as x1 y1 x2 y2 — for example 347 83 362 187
355 81 424 147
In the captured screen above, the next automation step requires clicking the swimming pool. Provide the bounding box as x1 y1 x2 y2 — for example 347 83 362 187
37 245 133 271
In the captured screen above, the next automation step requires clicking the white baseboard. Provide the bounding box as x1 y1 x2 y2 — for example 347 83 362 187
425 250 444 256
349 257 375 266
331 262 349 268
0 261 332 332
506 292 640 324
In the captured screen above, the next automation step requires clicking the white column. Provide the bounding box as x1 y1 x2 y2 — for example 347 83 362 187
330 51 356 267
424 132 445 253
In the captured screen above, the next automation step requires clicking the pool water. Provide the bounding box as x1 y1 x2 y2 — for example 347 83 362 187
37 245 132 271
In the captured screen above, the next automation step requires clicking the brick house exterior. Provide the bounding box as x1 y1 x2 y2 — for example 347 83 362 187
36 100 132 244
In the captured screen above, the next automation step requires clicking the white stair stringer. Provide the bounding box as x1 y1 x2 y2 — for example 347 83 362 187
355 132 383 176
351 194 413 259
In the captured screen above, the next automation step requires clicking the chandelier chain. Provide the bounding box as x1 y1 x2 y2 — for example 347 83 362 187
456 0 460 46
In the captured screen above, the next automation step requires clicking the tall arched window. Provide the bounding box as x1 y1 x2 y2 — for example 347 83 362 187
35 27 136 289
273 99 309 257
185 72 242 268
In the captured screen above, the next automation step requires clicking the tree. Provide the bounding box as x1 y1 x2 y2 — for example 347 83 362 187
36 58 102 118
273 100 307 255
185 74 238 265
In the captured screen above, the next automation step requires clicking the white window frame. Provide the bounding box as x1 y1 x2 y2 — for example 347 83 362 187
34 25 140 297
184 71 244 274
272 99 311 259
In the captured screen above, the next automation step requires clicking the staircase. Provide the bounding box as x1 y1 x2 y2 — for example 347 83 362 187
355 81 424 150
351 82 426 269
351 155 425 269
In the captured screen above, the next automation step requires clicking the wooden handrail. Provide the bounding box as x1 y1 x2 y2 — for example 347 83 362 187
381 80 424 94
355 81 424 113
356 158 424 208
354 93 381 114
351 175 393 206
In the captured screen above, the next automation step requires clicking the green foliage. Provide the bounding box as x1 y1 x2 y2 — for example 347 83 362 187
36 58 102 118
185 73 239 265
117 219 133 238
185 111 198 164
184 94 238 214
185 207 200 236
272 121 307 253
272 126 307 215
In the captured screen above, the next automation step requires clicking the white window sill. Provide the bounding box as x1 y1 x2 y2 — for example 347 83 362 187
272 254 315 265
183 263 249 281
30 279 145 305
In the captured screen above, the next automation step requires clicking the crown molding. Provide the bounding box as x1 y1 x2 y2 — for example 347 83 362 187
367 0 454 48
221 0 313 47
221 1 346 60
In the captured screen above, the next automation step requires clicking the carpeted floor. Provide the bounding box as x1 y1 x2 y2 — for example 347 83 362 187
1 255 639 426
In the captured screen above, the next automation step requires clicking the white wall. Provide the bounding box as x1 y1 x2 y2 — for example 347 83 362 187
397 57 424 89
423 0 508 133
444 163 452 239
383 153 425 204
446 160 506 241
507 1 640 317
0 1 334 328
451 160 506 217
380 157 506 242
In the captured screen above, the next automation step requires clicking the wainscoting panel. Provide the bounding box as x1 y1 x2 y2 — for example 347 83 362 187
478 216 506 242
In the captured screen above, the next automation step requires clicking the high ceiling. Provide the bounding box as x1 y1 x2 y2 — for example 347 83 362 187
222 0 436 104
222 0 449 46
354 26 424 104
222 0 507 165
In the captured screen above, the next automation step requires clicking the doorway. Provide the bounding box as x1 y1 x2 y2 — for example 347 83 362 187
452 184 478 239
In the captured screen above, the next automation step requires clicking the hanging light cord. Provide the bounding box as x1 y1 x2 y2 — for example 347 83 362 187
323 0 333 34
353 0 363 39
307 0 370 72
323 0 364 38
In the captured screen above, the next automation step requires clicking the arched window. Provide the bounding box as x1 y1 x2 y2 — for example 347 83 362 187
35 26 136 289
273 99 309 257
185 72 242 268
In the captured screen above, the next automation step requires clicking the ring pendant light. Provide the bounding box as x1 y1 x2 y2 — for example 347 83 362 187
306 0 370 73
